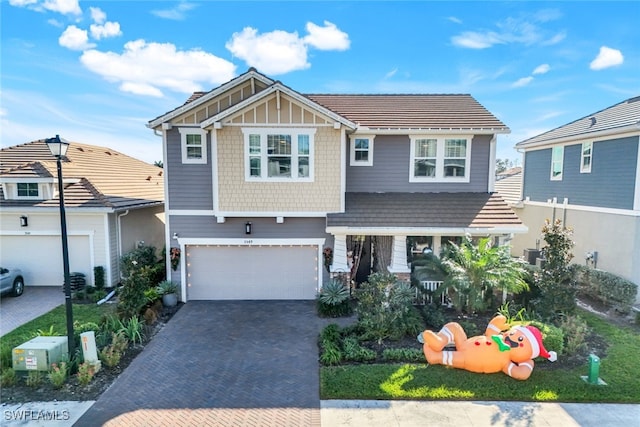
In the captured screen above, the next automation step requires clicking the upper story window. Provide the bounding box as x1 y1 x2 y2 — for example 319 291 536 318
350 135 374 166
581 141 592 173
550 146 564 180
410 136 471 182
179 128 207 164
243 128 315 181
17 183 39 198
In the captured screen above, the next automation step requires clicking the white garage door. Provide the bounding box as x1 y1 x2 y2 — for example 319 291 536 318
186 244 319 300
0 235 92 287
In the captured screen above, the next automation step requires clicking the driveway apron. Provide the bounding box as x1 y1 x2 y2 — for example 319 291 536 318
75 301 341 426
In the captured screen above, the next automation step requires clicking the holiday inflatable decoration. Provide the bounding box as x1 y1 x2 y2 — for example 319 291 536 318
418 314 557 380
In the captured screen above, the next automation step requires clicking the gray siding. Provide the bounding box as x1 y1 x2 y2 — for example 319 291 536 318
170 216 331 240
346 135 491 193
523 136 638 209
166 129 214 210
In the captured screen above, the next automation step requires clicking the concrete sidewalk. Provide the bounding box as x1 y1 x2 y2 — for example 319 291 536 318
321 400 639 427
1 400 638 426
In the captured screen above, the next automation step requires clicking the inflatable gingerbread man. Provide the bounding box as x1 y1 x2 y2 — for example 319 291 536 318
418 314 557 380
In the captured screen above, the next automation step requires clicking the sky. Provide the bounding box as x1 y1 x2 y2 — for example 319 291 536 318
1 1 639 165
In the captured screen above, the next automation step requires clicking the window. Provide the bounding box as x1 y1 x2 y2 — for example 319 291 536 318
410 136 471 182
17 183 39 198
243 128 315 181
349 135 374 166
551 146 564 180
581 141 592 173
179 128 207 164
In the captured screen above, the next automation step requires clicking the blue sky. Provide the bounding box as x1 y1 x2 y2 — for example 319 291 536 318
2 1 639 164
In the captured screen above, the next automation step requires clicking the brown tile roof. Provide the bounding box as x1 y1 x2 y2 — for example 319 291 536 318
327 192 524 231
0 140 164 209
494 173 523 205
306 94 509 131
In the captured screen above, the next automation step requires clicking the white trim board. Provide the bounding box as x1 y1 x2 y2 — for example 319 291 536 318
524 200 640 217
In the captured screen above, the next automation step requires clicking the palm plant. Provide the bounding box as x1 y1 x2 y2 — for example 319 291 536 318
438 235 529 313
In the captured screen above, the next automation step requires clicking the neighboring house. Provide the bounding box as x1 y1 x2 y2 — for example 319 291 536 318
496 166 522 180
510 96 640 301
494 171 523 205
0 140 165 287
147 68 526 302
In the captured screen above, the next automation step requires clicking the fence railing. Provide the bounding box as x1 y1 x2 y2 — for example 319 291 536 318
414 280 446 305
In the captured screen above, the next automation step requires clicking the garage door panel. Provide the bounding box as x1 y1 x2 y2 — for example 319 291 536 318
187 245 318 300
0 235 91 286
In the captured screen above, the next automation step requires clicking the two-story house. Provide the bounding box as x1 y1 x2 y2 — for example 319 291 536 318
0 140 165 288
510 96 640 302
147 68 526 301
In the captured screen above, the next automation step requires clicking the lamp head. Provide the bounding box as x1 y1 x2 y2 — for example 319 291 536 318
45 135 70 158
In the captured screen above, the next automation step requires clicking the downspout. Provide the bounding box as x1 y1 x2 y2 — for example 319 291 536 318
117 210 129 278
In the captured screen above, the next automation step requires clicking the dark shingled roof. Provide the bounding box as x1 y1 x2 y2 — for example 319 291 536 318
327 192 523 230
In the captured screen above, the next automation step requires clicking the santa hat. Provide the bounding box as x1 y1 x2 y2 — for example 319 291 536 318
516 325 558 362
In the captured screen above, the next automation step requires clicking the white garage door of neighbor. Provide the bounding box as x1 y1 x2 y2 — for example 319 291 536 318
187 245 319 300
0 235 91 286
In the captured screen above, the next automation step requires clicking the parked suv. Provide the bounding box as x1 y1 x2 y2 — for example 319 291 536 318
0 267 25 297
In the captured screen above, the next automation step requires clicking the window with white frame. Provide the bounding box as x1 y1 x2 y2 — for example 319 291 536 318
551 146 564 180
349 135 374 166
410 136 471 182
179 128 207 164
16 183 39 198
581 141 592 173
243 128 315 181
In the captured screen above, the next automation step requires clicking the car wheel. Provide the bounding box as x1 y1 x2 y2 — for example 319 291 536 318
12 278 24 297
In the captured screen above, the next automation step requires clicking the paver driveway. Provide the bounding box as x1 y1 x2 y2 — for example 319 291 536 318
75 300 345 426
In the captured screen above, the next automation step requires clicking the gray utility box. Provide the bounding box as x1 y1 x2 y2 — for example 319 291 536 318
523 249 541 265
13 336 68 372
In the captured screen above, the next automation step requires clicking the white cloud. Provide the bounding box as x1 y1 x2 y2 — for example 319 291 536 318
226 21 350 75
590 46 624 70
452 13 565 49
43 0 81 15
226 27 310 75
59 25 95 51
384 68 398 79
533 64 550 75
303 21 350 51
151 2 197 20
452 31 503 49
90 21 122 40
79 39 237 97
10 0 81 15
89 7 106 24
512 76 534 87
447 16 462 24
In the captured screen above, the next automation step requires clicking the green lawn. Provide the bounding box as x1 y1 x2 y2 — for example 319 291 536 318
321 310 640 403
1 303 116 367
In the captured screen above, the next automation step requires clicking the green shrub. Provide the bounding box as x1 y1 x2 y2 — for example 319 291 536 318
76 362 96 386
356 273 421 344
458 320 479 337
422 304 446 329
99 334 127 369
119 316 145 345
0 346 12 370
342 337 376 362
33 325 60 337
47 362 68 389
317 280 352 317
381 347 424 362
26 370 43 388
319 342 343 366
94 266 105 290
1 368 17 387
573 265 638 314
91 289 108 303
530 321 564 357
117 266 153 319
559 314 589 356
320 324 342 345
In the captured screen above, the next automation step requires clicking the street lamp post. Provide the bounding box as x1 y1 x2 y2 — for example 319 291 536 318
45 135 74 357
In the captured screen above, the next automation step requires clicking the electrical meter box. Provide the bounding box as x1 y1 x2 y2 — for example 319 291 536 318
12 336 68 372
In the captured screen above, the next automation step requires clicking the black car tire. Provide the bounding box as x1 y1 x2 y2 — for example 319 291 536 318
11 277 24 297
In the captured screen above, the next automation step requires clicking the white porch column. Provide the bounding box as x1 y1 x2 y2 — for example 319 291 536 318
330 234 350 273
432 236 442 257
387 235 411 274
